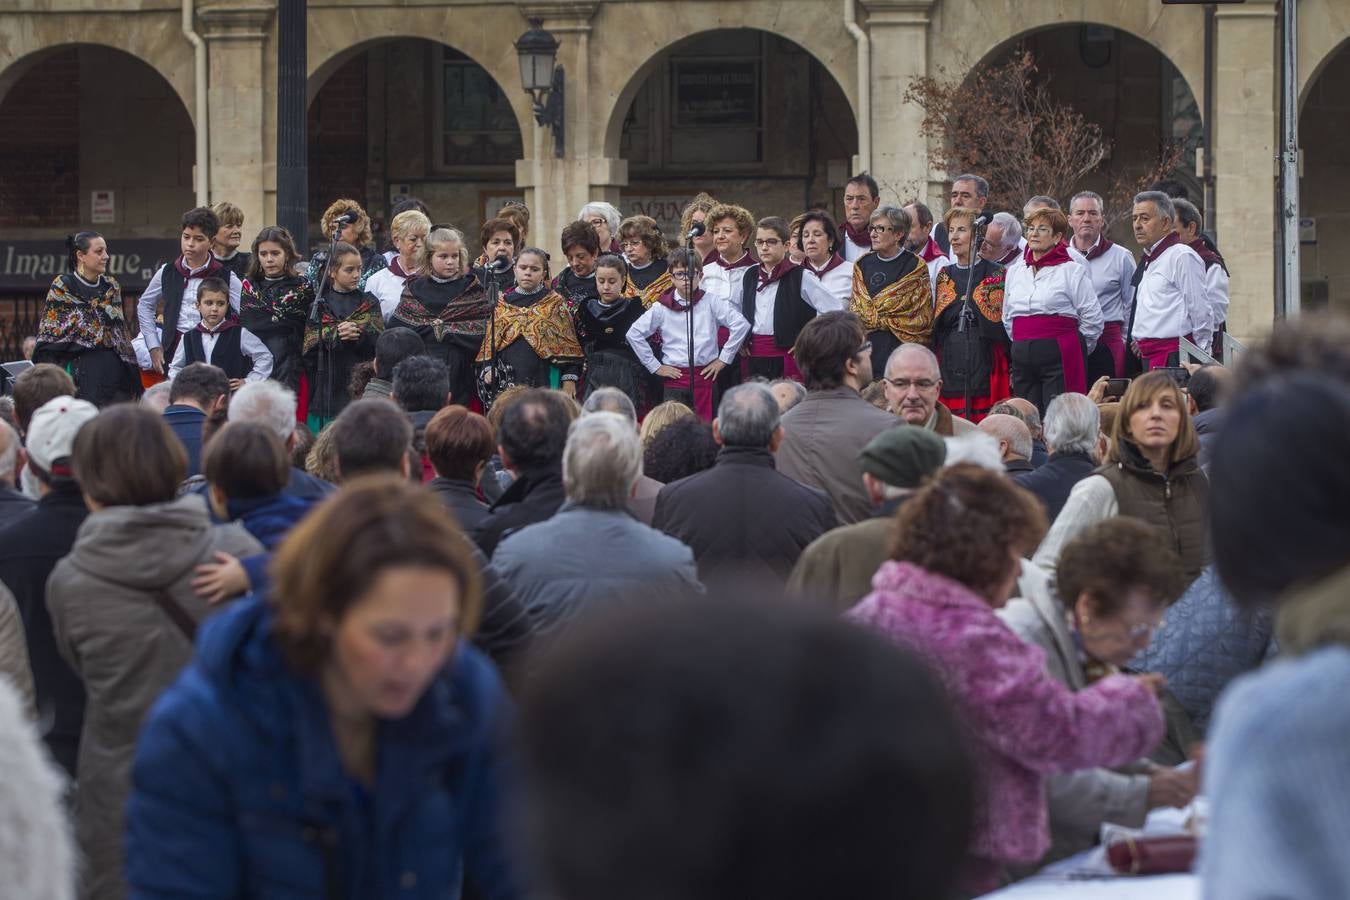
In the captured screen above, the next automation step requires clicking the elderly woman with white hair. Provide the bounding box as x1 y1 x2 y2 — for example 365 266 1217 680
227 380 335 499
491 411 701 639
579 201 623 254
1015 392 1102 520
365 209 430 321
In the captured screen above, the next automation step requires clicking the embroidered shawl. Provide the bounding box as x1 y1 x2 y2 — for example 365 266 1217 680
935 268 1006 323
849 256 934 344
475 289 583 363
36 273 137 364
302 293 383 354
638 269 674 309
240 275 312 332
392 274 493 342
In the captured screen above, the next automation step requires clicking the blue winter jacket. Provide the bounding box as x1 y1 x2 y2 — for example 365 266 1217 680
125 595 525 900
227 494 320 590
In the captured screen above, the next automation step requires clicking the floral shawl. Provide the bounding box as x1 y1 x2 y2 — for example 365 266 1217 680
36 273 136 365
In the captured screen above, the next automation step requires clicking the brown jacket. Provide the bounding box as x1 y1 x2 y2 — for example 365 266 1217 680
1099 447 1210 584
47 494 260 900
787 508 898 611
777 387 899 525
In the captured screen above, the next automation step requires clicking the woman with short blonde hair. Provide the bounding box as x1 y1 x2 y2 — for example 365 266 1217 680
365 209 431 320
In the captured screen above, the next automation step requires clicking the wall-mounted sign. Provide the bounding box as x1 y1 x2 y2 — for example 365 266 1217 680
673 60 759 128
91 190 115 224
0 239 178 291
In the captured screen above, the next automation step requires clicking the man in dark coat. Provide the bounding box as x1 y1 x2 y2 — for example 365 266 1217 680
474 389 572 558
980 414 1036 477
0 396 99 775
1014 392 1101 521
163 362 230 477
654 383 836 586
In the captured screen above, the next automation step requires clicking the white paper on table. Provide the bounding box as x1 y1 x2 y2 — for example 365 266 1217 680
977 873 1200 899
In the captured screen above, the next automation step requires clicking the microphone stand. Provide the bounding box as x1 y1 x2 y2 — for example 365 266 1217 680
685 232 698 403
959 219 988 421
308 221 343 425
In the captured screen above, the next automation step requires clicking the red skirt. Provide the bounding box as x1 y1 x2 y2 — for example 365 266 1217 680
939 342 1010 424
1136 335 1193 370
742 334 803 382
667 367 716 420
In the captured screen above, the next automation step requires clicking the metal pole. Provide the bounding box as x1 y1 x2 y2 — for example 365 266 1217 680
1202 4 1216 238
276 0 308 251
1279 0 1300 317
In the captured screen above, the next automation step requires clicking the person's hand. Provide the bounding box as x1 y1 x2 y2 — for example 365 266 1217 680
738 345 751 358
1088 375 1110 404
336 321 361 341
228 378 245 393
655 365 683 380
1133 672 1167 697
191 552 250 605
149 347 165 374
561 380 577 399
701 359 726 380
1182 361 1202 375
1130 339 1142 357
1146 765 1199 810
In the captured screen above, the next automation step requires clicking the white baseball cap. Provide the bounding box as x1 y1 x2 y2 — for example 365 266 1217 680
26 396 98 475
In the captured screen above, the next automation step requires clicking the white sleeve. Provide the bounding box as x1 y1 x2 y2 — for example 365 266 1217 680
228 273 243 312
137 266 166 351
1207 265 1230 327
1002 266 1018 339
1177 254 1213 353
800 265 852 312
626 307 662 373
1118 250 1137 326
166 339 187 381
714 298 752 365
1071 268 1104 349
1032 475 1118 578
240 328 273 382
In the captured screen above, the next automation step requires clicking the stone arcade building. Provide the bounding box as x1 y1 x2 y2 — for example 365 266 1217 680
1 0 1347 352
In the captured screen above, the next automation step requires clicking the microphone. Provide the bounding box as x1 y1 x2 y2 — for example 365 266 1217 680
973 215 989 229
686 221 706 241
333 211 360 226
488 256 513 273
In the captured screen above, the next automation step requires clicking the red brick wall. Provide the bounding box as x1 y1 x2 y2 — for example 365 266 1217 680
309 53 368 230
0 49 81 228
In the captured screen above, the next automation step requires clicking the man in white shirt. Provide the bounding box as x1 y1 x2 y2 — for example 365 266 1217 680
136 207 243 375
1172 198 1229 361
1129 191 1212 369
840 174 880 262
1069 191 1137 380
903 201 950 294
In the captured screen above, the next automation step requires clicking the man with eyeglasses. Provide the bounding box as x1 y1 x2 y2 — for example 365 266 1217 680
839 174 881 262
880 344 978 437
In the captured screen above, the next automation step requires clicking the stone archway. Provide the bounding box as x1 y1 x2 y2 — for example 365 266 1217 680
0 43 195 237
1298 0 1350 108
594 3 859 164
1298 36 1350 314
0 22 196 123
306 35 527 245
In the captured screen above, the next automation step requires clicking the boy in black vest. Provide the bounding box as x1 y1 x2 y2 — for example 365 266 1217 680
168 277 272 390
740 216 813 382
137 206 244 376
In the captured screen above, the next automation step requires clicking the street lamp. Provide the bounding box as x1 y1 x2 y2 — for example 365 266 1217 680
515 18 565 159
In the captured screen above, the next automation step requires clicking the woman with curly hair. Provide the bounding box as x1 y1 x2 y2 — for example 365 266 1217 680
678 192 718 264
848 465 1165 893
618 215 670 306
306 199 387 291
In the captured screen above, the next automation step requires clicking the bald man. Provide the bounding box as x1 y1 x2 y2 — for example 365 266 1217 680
979 413 1035 478
1003 396 1049 467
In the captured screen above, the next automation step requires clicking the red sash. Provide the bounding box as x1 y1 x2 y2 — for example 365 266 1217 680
1011 314 1087 393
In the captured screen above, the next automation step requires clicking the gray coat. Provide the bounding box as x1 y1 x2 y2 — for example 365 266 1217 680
46 494 260 900
0 582 35 719
776 387 898 525
999 585 1150 864
493 502 702 640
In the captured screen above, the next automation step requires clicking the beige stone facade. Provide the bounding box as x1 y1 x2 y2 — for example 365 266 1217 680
1 0 1347 335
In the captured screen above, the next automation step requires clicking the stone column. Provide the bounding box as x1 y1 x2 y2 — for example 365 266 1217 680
861 0 936 205
199 2 275 230
1213 0 1278 340
515 2 628 258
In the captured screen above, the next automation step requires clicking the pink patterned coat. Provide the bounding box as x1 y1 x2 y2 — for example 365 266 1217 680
847 562 1164 868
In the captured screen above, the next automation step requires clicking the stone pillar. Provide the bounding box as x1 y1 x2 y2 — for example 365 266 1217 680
515 2 627 258
1213 0 1278 340
199 3 275 231
861 0 936 205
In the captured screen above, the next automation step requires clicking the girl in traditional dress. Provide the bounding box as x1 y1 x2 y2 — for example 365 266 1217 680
849 205 933 372
931 207 1010 423
578 254 648 409
240 226 312 396
302 242 383 431
389 228 492 408
476 248 583 401
32 231 140 406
